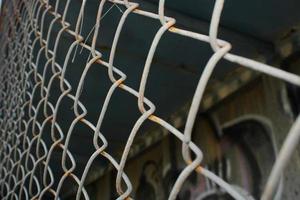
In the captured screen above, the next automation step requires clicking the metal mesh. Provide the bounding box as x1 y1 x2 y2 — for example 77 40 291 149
0 0 300 199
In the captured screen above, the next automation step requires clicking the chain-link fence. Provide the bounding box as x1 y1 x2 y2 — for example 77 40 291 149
0 0 300 199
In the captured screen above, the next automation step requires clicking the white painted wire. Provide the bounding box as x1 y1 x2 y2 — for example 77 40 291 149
0 0 299 199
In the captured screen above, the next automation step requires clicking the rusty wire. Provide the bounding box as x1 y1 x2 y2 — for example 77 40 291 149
0 0 300 199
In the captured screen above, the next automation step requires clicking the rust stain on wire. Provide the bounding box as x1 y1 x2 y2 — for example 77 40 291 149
0 0 300 200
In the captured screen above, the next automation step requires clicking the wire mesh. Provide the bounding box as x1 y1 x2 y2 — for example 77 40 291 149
0 0 300 199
